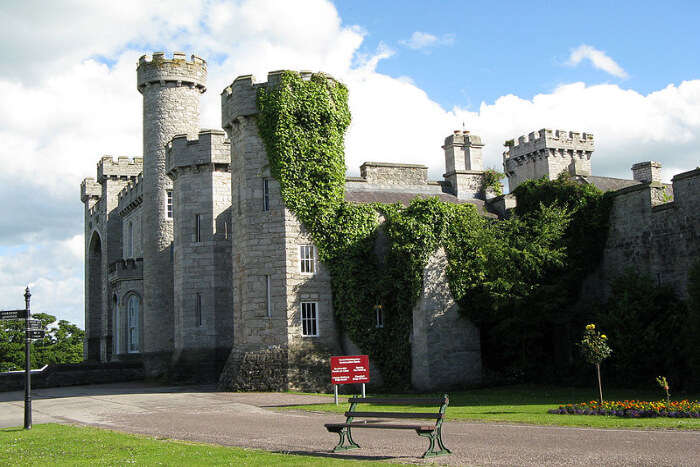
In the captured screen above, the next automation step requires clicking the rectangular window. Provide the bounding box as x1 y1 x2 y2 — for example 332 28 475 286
127 222 133 258
195 214 202 242
375 305 384 329
265 275 272 318
262 179 270 211
166 190 173 219
301 302 318 337
299 245 316 274
195 293 202 327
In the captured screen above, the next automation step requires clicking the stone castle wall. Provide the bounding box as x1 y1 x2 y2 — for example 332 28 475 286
582 168 700 301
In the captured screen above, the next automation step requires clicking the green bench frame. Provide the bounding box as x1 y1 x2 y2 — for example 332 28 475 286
324 394 451 458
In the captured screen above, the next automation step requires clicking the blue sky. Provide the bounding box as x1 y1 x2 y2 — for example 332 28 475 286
336 0 700 108
0 0 698 327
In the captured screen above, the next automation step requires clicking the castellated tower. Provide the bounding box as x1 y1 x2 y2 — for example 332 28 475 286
503 128 594 191
137 52 207 377
166 130 233 381
219 72 341 391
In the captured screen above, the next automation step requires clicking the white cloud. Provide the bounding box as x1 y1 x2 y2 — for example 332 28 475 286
0 0 699 328
399 31 455 51
567 44 629 79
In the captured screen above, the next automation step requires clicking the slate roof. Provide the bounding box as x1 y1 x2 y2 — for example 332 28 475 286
344 190 497 217
577 175 642 192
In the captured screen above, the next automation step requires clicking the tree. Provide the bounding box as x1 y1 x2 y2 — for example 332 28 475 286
578 323 612 407
0 314 84 371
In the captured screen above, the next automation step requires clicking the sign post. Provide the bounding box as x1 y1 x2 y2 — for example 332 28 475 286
1 287 38 429
24 287 32 430
330 355 370 405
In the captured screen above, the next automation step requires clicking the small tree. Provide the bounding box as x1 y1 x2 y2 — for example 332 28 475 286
578 323 612 407
656 376 671 406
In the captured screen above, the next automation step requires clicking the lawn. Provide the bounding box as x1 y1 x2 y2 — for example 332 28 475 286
286 384 700 430
0 424 388 466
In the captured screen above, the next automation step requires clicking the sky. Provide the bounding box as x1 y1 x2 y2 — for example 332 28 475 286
0 0 698 328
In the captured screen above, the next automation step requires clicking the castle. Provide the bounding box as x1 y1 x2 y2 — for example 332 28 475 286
81 52 700 390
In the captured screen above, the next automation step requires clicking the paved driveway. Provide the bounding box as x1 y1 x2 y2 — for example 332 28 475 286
1 383 699 466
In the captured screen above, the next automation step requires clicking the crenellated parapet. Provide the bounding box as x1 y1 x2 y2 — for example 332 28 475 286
503 128 594 190
81 177 101 203
165 129 231 179
117 173 144 216
97 156 143 182
137 52 207 94
220 70 321 131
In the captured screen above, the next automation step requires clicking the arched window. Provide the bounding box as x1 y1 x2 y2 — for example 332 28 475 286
127 294 140 353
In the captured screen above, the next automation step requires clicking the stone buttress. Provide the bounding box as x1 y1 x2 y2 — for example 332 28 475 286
166 130 233 380
137 52 206 377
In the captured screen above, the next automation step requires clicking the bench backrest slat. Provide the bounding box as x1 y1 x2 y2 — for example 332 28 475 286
347 397 446 405
345 411 442 419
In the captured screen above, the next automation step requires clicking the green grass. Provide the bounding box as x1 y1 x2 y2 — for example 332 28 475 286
286 384 700 430
0 424 388 466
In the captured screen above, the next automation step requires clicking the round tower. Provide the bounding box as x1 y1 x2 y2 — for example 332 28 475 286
137 52 207 377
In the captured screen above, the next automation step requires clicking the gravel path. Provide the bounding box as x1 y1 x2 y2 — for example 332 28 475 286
1 383 699 466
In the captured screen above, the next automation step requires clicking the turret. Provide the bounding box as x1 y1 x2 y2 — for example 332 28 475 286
137 52 207 377
503 128 594 191
632 161 662 184
442 130 488 200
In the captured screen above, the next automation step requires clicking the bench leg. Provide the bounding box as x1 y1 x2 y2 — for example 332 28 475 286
331 427 360 452
418 427 451 458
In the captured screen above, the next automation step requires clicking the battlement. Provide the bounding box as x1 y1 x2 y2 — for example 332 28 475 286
443 130 484 173
97 156 143 181
165 129 231 177
117 174 143 215
221 70 332 129
81 178 101 203
137 51 207 94
504 128 594 160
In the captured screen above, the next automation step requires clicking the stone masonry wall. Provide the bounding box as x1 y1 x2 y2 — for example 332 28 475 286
359 162 428 185
167 130 232 381
582 168 700 301
412 248 481 391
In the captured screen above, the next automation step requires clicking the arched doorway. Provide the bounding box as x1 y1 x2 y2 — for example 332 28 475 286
87 231 103 361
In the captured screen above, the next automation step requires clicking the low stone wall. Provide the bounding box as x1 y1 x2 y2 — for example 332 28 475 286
0 361 144 392
217 343 334 393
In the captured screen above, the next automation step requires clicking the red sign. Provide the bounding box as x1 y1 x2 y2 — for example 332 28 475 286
330 355 370 384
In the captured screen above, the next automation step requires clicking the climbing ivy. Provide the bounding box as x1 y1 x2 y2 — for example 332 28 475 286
254 71 606 387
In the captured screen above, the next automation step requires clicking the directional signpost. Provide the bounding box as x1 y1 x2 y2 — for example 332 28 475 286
0 287 36 429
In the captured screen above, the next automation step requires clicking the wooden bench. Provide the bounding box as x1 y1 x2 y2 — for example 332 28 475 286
324 394 451 458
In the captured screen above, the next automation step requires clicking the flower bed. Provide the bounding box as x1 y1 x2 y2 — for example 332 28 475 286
549 400 700 418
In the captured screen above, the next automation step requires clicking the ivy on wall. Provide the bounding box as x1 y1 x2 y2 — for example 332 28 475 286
255 71 609 387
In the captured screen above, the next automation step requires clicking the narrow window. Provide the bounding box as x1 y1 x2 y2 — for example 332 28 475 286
195 214 202 242
299 245 315 274
127 222 133 258
113 295 119 354
301 302 318 337
237 185 241 216
195 293 202 327
127 295 140 353
166 190 173 219
265 275 272 318
262 178 270 211
375 304 384 329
